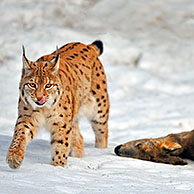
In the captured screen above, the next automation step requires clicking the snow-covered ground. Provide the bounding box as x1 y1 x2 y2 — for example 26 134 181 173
1 0 194 193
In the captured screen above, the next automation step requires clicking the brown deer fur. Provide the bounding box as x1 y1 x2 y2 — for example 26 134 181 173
115 130 194 165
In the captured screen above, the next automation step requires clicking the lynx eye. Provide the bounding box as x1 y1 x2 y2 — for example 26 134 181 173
45 83 53 89
28 83 36 89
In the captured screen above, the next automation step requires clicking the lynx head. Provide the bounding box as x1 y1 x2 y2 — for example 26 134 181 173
20 46 62 109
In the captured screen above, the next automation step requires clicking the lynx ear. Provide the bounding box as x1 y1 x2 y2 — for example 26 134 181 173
22 45 32 74
50 46 60 73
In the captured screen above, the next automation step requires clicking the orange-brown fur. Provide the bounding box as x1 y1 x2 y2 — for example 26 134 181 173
115 130 194 165
7 41 109 169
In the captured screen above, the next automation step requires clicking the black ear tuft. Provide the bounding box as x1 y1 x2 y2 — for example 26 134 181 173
22 45 25 56
22 45 28 62
92 40 103 56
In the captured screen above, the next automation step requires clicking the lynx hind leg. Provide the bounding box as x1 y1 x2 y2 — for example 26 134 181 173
69 122 84 158
90 58 109 148
90 86 109 148
91 118 108 148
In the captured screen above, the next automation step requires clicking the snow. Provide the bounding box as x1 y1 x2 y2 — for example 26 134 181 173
1 0 194 193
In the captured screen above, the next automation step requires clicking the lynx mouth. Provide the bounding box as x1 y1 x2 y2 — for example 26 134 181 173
35 101 45 106
35 96 46 106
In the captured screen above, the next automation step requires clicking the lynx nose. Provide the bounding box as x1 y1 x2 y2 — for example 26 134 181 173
36 96 46 105
37 97 41 101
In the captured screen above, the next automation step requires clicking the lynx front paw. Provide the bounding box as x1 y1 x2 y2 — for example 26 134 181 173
51 152 68 167
6 148 24 169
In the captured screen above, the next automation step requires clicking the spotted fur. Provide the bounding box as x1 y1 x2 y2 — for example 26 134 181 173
7 40 109 169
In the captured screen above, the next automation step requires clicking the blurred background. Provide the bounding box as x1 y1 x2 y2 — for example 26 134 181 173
1 0 194 72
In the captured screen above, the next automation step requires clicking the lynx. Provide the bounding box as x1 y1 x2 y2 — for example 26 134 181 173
7 40 109 169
